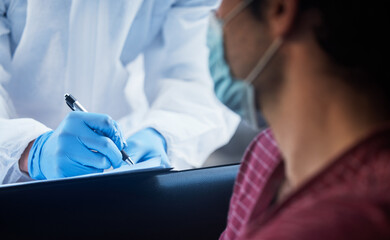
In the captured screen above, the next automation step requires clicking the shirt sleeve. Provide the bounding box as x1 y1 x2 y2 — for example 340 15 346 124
0 1 50 184
132 0 240 169
249 197 390 240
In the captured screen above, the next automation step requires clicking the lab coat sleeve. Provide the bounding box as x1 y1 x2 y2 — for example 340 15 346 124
138 0 240 169
0 1 50 184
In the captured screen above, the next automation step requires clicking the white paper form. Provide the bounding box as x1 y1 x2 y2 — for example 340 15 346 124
0 157 169 189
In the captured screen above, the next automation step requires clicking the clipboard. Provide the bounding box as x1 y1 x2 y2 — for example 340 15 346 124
0 157 171 189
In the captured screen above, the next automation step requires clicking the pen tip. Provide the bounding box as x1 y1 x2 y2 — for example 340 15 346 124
125 159 134 165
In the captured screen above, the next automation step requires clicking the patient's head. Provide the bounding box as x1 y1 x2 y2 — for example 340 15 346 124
221 0 390 121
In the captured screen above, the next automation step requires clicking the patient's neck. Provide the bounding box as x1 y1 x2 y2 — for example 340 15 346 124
265 52 388 192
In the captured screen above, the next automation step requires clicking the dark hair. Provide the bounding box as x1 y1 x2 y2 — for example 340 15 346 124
251 0 390 108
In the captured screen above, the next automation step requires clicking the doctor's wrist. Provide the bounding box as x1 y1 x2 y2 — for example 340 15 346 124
19 140 35 175
146 128 167 152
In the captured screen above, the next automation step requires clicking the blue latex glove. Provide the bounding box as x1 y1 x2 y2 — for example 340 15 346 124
28 112 126 180
124 128 170 168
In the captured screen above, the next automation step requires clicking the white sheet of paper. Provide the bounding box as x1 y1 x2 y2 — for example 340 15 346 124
0 157 167 189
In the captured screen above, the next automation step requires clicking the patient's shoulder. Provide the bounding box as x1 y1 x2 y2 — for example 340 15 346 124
248 193 390 240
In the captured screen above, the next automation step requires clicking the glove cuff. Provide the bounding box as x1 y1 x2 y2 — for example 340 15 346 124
147 128 167 152
28 131 54 180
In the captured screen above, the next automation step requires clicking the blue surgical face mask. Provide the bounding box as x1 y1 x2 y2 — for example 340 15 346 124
207 1 283 131
207 13 260 130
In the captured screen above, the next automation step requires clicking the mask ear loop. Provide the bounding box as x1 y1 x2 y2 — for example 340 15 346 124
222 0 254 27
243 37 284 130
246 37 284 84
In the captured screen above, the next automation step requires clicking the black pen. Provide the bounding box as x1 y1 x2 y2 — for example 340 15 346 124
64 93 134 165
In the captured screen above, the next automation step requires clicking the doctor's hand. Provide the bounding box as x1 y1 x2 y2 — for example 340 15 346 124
27 112 126 180
124 128 170 168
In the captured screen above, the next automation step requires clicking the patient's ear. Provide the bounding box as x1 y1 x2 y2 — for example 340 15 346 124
265 0 299 38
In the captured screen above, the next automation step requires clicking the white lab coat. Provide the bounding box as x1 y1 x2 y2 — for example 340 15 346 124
0 0 239 184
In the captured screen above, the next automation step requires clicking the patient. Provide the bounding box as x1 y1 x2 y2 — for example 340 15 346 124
218 0 390 239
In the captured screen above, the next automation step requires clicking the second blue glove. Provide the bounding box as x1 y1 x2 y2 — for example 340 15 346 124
124 128 170 168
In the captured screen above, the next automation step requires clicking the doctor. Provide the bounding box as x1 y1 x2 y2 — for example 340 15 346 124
0 0 239 183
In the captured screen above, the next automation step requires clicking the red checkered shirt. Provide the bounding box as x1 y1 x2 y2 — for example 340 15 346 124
220 128 390 240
